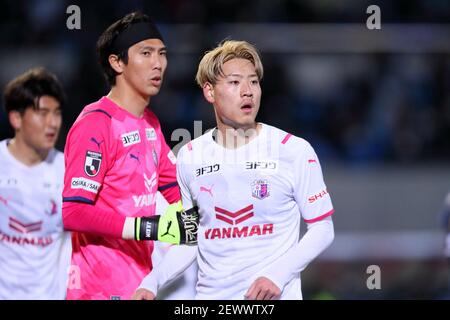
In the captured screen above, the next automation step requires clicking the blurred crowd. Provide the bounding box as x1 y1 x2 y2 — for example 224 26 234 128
0 0 449 164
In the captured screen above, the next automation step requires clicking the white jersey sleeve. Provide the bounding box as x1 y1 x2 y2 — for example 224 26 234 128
138 146 197 296
255 139 335 292
150 192 198 300
257 216 334 292
294 142 334 222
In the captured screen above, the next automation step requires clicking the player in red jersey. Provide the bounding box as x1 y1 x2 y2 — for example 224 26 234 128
62 11 198 300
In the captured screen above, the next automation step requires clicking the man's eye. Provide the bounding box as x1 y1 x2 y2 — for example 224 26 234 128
160 51 167 56
142 51 151 56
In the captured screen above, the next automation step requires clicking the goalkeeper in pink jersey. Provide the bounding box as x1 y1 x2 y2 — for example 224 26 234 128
62 11 198 300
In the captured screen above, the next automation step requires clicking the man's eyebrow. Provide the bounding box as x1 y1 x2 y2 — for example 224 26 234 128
139 45 167 51
225 73 258 78
37 106 61 111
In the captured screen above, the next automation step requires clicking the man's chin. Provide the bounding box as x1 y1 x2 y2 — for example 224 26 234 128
40 142 56 151
147 87 161 97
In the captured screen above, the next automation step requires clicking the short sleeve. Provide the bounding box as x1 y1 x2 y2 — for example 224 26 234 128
62 113 112 204
157 135 181 204
293 142 334 223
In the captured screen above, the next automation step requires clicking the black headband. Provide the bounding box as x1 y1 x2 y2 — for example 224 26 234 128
111 21 164 54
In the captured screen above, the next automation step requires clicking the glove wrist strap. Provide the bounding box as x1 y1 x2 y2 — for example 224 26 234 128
135 216 159 241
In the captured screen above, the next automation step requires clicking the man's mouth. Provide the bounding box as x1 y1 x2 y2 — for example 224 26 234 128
240 103 253 112
150 76 162 86
45 133 56 139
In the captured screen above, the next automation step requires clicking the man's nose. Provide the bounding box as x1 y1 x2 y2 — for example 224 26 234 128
241 81 253 97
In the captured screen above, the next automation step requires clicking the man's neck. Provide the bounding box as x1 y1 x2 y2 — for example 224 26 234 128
215 122 261 149
107 84 150 118
7 138 48 166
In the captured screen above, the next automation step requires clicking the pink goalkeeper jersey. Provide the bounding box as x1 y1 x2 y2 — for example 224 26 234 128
62 96 180 300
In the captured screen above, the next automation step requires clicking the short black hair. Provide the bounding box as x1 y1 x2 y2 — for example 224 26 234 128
3 67 65 115
96 11 155 86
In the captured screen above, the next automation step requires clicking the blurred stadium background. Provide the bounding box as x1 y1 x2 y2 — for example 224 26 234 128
0 0 449 299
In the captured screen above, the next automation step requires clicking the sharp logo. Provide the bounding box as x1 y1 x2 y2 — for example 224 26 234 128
205 205 274 240
308 188 329 203
8 217 42 234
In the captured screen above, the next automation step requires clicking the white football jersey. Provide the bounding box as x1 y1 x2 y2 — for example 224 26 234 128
0 140 71 299
152 192 198 300
177 123 334 299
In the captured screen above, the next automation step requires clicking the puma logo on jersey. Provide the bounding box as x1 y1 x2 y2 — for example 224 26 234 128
200 185 214 197
90 137 104 150
130 153 140 163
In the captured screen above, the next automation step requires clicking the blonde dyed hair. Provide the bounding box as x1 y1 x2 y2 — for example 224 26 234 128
195 40 263 88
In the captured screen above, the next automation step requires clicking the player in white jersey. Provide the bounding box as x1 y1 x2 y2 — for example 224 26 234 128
152 192 198 300
133 40 335 300
0 68 71 299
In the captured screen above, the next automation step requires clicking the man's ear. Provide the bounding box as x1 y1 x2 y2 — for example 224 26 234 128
108 54 124 74
203 83 214 103
8 111 22 131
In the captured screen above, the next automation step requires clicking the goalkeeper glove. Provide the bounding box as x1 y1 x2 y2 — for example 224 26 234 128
134 201 199 245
